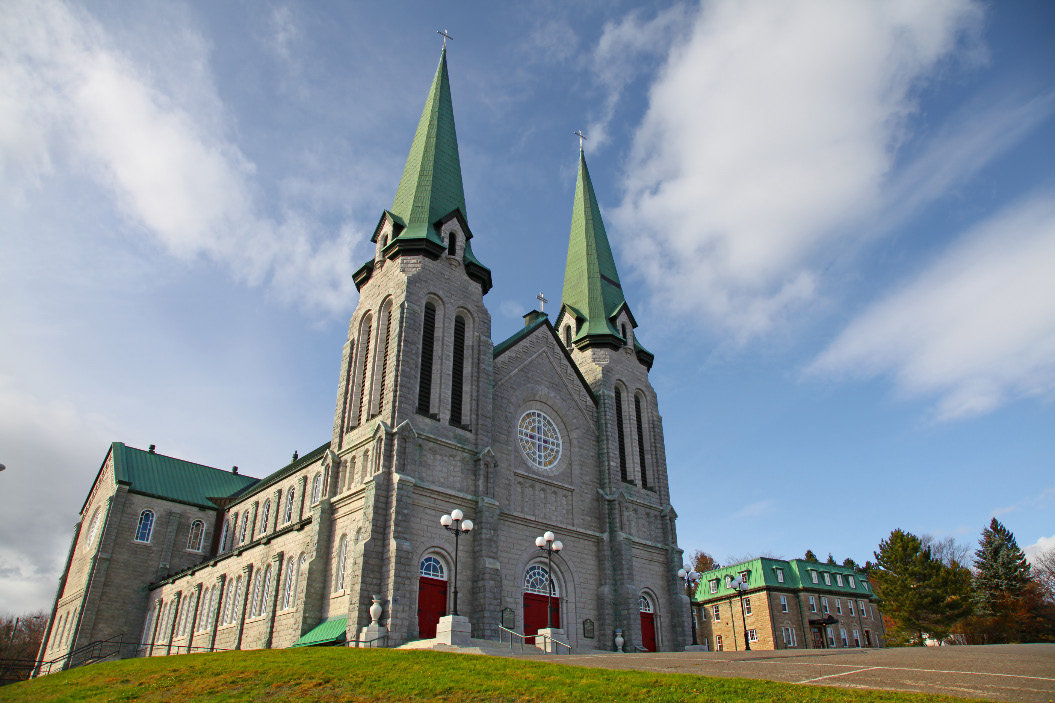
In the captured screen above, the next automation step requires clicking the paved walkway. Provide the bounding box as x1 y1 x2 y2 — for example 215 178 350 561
516 644 1055 702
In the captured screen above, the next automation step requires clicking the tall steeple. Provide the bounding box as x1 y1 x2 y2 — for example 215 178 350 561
358 44 490 294
389 45 466 244
559 148 631 347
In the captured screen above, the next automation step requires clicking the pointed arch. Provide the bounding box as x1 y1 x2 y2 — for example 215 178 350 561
369 299 395 418
418 300 439 414
634 391 649 489
613 385 629 483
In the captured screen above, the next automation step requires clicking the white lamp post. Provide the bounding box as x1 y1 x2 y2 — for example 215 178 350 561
677 565 701 645
440 509 473 616
729 575 750 651
535 531 563 628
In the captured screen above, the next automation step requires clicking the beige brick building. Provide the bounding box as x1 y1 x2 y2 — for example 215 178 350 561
36 46 691 670
694 558 886 652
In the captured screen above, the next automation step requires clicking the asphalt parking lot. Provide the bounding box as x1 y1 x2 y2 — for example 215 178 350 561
526 644 1055 702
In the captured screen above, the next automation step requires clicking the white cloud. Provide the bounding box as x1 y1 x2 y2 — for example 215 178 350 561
0 1 365 314
733 499 775 519
613 0 984 340
810 193 1055 420
1025 534 1055 560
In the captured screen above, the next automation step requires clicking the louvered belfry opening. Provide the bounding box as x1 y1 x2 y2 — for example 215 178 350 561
615 387 629 482
356 319 372 426
450 315 466 425
635 395 649 488
418 302 437 414
376 305 393 415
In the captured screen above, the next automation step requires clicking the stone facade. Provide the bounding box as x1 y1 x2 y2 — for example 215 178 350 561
694 558 886 652
36 49 690 668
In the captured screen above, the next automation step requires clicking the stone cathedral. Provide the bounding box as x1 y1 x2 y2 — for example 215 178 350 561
37 47 690 665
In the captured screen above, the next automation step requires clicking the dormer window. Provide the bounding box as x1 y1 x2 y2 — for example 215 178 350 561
448 233 457 256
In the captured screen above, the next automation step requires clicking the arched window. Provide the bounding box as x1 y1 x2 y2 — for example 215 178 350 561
614 388 628 483
195 588 207 631
335 535 348 591
621 324 627 345
222 580 235 626
419 556 445 579
311 473 322 505
524 564 558 595
354 526 363 544
260 564 273 616
370 302 393 417
259 500 271 535
56 613 67 648
418 302 437 414
564 326 571 347
380 234 388 248
135 510 155 543
283 487 296 524
448 232 457 256
356 316 373 426
374 438 383 474
86 508 101 547
220 519 230 552
251 570 264 618
238 512 249 545
187 520 205 552
282 558 296 610
635 395 649 488
639 594 654 612
140 608 155 645
450 315 467 425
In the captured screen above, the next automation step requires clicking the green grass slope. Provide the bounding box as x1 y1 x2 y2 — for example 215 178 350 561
0 648 981 703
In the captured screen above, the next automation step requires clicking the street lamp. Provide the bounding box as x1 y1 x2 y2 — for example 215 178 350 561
440 509 473 616
534 531 563 628
729 575 750 651
677 565 701 645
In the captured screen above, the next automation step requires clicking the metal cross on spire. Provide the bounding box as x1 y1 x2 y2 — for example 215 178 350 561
437 29 454 49
536 292 548 313
573 130 587 151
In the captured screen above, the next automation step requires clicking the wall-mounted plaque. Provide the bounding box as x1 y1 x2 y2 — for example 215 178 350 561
583 618 595 639
502 607 515 630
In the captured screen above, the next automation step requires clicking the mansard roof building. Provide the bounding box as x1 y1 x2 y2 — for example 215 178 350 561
37 46 689 667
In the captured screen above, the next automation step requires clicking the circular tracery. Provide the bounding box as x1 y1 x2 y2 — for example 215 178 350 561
517 410 562 469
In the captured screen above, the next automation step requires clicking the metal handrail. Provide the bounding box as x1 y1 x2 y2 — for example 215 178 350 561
497 625 526 652
537 632 572 655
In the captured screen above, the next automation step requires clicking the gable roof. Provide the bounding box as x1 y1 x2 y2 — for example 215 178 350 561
110 442 259 510
493 313 596 404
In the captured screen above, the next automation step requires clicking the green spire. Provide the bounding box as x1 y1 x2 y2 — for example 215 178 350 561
560 149 628 344
389 46 466 243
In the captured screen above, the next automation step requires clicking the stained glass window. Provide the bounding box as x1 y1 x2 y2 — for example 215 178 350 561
517 411 562 469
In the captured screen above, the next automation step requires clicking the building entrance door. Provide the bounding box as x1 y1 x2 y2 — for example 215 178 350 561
639 612 657 652
417 576 447 639
864 630 872 647
811 627 824 649
523 593 559 644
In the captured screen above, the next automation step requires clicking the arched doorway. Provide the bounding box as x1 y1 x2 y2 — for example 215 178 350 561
417 555 448 639
639 593 657 652
523 563 560 644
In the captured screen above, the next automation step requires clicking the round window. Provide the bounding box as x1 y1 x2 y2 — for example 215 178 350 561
517 410 562 469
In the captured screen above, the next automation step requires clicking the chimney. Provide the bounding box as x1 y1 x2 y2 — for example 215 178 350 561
148 444 156 454
523 310 548 327
292 450 299 462
232 466 239 474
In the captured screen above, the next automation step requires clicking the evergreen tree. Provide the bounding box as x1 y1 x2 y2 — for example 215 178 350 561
872 529 970 645
826 553 837 565
974 518 1031 615
842 557 859 569
804 550 819 563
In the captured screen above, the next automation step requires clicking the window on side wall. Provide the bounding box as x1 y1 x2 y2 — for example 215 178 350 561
135 510 154 543
712 604 721 621
835 599 842 615
848 600 855 616
715 634 723 651
809 596 817 613
747 628 757 642
744 597 752 616
821 597 829 614
779 595 788 613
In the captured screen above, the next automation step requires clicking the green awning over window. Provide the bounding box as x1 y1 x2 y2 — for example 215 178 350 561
290 617 347 648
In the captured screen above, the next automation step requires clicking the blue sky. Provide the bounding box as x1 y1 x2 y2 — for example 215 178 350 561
1 0 1053 613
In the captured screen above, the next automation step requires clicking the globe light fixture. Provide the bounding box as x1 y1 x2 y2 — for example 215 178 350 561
440 509 474 616
729 575 751 651
677 565 702 645
535 531 563 629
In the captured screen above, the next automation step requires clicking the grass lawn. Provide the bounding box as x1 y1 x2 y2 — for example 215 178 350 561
0 648 985 702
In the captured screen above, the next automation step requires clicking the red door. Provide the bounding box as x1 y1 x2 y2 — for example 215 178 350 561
523 593 560 644
417 577 447 639
640 612 656 652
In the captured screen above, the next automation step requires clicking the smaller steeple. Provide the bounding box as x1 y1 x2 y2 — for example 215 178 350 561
558 143 653 367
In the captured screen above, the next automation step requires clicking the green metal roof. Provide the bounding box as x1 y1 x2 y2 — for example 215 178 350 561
290 617 347 647
389 46 466 246
693 557 874 602
559 149 629 346
111 442 258 509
